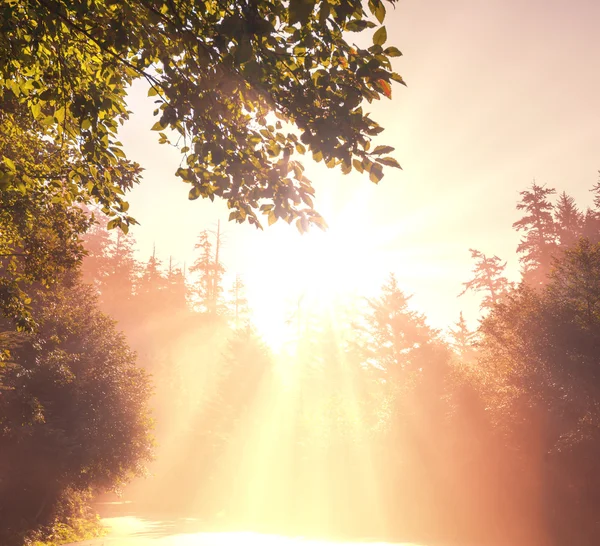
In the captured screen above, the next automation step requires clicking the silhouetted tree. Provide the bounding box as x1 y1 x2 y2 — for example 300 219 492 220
228 274 250 328
448 311 477 361
478 238 600 545
459 249 511 311
513 183 557 285
190 229 225 316
554 192 583 249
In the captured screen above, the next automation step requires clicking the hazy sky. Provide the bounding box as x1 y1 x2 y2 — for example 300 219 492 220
118 0 600 341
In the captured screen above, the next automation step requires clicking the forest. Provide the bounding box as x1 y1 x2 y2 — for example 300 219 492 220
4 178 600 546
1 1 599 546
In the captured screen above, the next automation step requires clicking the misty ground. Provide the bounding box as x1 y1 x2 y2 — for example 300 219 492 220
84 500 431 546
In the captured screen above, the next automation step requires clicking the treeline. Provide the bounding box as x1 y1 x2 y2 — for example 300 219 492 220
81 176 600 546
3 174 600 546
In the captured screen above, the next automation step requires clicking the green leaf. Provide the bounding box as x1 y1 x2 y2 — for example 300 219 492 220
3 158 16 172
376 156 402 169
151 121 166 131
289 0 316 25
368 0 386 24
189 186 201 200
346 19 375 32
371 145 395 155
373 26 387 46
391 72 407 86
384 46 402 57
369 163 384 183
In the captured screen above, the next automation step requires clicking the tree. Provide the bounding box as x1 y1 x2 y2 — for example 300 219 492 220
512 182 557 285
477 238 600 544
0 275 153 545
591 170 600 210
582 208 600 243
448 311 477 361
554 191 583 249
190 229 225 316
165 257 188 314
0 108 97 329
583 172 600 243
459 249 511 311
81 211 140 323
135 249 169 316
228 274 250 328
1 0 403 233
363 274 443 378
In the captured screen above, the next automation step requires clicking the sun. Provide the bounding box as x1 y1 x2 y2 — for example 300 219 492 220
244 216 376 351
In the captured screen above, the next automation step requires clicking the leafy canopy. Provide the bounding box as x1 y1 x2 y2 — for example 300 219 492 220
1 0 404 233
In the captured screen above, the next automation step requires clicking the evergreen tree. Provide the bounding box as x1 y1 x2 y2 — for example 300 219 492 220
80 211 112 288
478 238 600 544
512 182 557 285
448 312 477 361
591 171 600 210
459 249 511 311
554 192 583 249
165 257 188 314
364 274 441 379
582 208 600 243
103 229 139 321
190 228 225 316
228 274 250 328
584 172 600 243
135 249 168 317
81 212 139 323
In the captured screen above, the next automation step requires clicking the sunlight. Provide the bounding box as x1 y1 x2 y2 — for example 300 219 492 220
248 217 375 351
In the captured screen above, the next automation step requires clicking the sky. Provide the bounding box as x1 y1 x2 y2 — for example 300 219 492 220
117 0 600 343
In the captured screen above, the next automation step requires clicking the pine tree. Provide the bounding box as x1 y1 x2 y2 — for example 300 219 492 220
582 208 600 244
80 211 112 289
512 182 557 285
364 274 441 378
190 227 225 316
554 192 583 249
448 312 477 361
591 171 600 210
228 274 250 328
585 172 600 243
81 210 139 323
165 257 188 313
459 249 511 311
103 228 139 321
136 248 168 316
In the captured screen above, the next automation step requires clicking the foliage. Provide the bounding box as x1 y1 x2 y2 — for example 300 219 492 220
363 273 444 378
513 182 557 284
228 274 251 328
477 238 600 543
190 228 226 316
0 275 153 545
1 0 403 233
554 191 583 248
0 108 96 329
447 311 477 360
459 248 511 311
